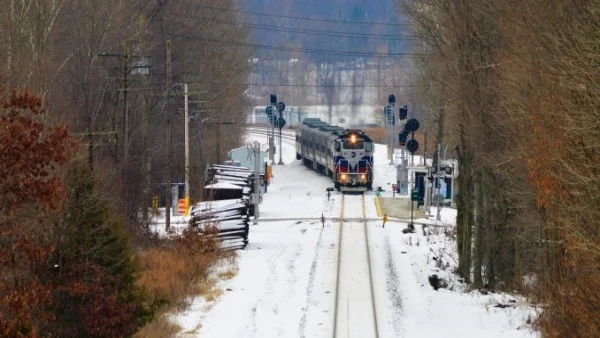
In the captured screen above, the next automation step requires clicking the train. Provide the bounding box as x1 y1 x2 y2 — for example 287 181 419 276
295 118 374 192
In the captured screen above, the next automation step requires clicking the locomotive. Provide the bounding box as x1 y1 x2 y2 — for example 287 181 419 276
295 118 374 192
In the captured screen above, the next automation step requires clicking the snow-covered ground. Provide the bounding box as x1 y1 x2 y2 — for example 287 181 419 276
154 128 539 338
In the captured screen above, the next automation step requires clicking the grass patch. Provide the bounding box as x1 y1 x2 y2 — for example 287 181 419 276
218 265 239 281
134 228 227 335
197 277 223 302
133 311 181 338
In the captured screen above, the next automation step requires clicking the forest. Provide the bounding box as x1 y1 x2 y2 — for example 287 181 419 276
0 0 598 337
403 0 600 336
0 0 249 336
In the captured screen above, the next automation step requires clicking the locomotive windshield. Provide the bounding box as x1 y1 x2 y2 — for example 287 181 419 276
342 142 364 150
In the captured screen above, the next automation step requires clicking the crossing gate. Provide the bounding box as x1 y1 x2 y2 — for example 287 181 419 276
178 199 186 215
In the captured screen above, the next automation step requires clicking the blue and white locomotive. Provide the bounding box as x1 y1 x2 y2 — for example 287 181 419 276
295 118 374 192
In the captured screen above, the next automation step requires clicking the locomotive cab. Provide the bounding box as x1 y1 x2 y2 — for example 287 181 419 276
333 131 374 191
296 119 374 192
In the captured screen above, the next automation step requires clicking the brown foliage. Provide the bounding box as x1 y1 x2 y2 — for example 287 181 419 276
134 227 226 336
0 85 74 214
0 82 74 337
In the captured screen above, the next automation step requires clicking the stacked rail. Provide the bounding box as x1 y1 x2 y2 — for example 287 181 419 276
189 199 250 249
189 164 257 249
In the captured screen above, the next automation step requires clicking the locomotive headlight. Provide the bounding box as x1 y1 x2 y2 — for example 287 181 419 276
340 174 347 181
361 174 366 181
350 134 357 143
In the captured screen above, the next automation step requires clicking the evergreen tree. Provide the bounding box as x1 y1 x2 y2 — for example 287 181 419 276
45 162 151 337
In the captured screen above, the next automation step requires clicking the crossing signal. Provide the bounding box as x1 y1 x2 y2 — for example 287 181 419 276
399 131 409 146
399 105 408 120
388 94 396 104
404 118 420 133
384 106 395 125
407 139 419 154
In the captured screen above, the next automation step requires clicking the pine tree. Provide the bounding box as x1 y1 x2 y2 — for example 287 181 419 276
46 162 151 337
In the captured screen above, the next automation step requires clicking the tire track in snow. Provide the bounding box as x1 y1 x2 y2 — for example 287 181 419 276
298 225 325 338
248 246 282 337
384 234 404 336
298 196 334 337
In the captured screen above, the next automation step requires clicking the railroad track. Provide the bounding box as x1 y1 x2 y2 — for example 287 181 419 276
333 193 379 338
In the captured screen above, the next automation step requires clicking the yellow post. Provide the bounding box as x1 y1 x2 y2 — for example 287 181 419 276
152 196 158 216
184 196 190 216
374 197 383 217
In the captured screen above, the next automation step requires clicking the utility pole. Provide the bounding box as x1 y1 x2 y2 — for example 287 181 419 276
212 121 236 164
123 41 130 167
216 122 221 164
122 41 131 220
165 40 172 231
184 83 190 216
289 59 297 126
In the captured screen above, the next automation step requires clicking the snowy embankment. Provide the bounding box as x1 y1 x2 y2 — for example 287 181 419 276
154 130 539 338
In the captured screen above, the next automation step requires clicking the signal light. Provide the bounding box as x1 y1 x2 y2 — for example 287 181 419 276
399 105 408 120
404 118 420 133
399 131 409 146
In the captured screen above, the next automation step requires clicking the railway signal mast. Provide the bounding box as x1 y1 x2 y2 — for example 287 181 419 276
264 94 286 164
384 94 397 164
404 117 420 227
386 94 411 195
276 101 286 165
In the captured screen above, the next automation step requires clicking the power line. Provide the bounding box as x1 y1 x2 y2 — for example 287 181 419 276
119 82 427 89
168 16 415 41
219 82 425 88
161 32 424 58
190 4 412 27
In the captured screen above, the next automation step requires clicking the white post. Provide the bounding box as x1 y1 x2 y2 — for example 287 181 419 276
436 143 442 221
253 141 261 219
184 83 190 216
385 103 394 164
426 167 432 216
290 60 293 127
278 124 283 165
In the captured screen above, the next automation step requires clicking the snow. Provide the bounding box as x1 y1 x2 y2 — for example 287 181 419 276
204 182 244 190
151 127 539 338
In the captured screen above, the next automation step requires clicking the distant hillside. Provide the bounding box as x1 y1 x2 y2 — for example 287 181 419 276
238 0 412 62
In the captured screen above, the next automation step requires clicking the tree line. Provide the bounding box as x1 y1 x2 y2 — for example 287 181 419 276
1 0 250 336
402 0 599 336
